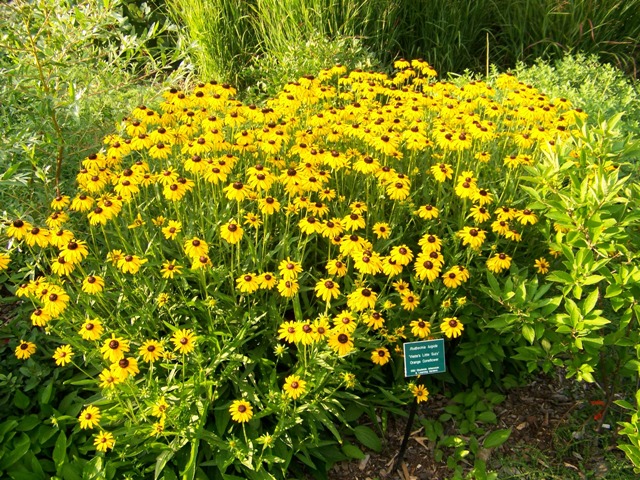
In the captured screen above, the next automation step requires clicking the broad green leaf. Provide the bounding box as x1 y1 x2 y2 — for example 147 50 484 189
483 429 511 449
342 444 365 460
353 426 382 452
53 431 67 473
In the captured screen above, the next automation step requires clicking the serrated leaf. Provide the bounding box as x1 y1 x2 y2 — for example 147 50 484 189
353 426 382 453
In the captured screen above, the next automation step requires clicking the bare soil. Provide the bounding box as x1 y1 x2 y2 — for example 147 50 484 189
328 373 628 480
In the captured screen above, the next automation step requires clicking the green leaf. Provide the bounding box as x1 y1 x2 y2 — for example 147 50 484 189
342 444 365 460
582 288 599 314
82 456 103 480
605 284 623 298
155 450 175 480
13 391 30 410
547 271 574 284
53 431 67 473
483 429 511 449
476 411 497 424
0 432 30 470
521 325 535 344
40 381 54 405
353 426 382 453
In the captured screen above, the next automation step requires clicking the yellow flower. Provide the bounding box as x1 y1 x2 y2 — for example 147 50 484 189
412 384 429 403
441 317 464 339
315 278 340 302
162 220 182 240
328 331 355 356
82 275 105 294
53 345 74 366
401 293 420 311
152 397 169 418
372 222 391 239
100 334 130 363
117 254 147 274
79 318 104 341
15 340 36 360
229 400 253 423
277 279 299 298
184 237 209 259
278 257 303 280
98 368 121 389
236 273 260 293
258 272 277 289
487 253 512 273
93 431 115 452
415 205 439 220
79 405 101 430
457 227 486 250
347 287 377 311
171 329 196 355
139 340 164 363
534 257 550 274
110 357 140 381
283 375 307 400
161 260 182 279
220 221 244 244
410 319 431 338
371 347 391 366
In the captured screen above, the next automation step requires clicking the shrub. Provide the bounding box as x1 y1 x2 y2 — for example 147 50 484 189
1 60 637 478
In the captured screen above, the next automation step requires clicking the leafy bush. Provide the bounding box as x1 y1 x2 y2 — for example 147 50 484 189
0 0 187 215
4 58 623 478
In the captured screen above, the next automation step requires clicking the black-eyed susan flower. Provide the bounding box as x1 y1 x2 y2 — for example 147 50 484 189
441 317 464 339
51 256 74 276
328 331 355 356
7 219 32 239
220 221 244 244
150 420 165 437
184 237 209 259
79 318 104 341
414 255 441 282
25 227 50 248
333 311 357 334
93 431 115 452
347 287 377 311
363 311 385 330
313 316 330 341
278 258 302 280
50 195 70 210
415 205 439 220
111 357 139 380
516 208 538 225
283 375 307 400
98 368 120 389
53 345 73 366
487 253 512 273
42 287 70 317
278 321 299 344
389 245 414 266
152 397 169 418
229 400 253 423
162 220 182 240
15 340 36 360
257 272 277 290
401 293 420 311
315 278 340 302
101 334 130 362
277 279 299 298
442 269 464 289
457 227 486 250
371 347 391 366
82 275 105 294
171 328 196 355
117 254 147 274
410 319 431 338
30 308 51 327
139 340 164 363
470 205 491 223
372 222 391 239
79 405 101 430
161 260 182 279
236 273 260 294
381 256 403 277
534 257 550 274
412 384 429 403
326 258 347 277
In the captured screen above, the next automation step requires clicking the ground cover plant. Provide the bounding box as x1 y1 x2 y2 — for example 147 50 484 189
3 55 639 479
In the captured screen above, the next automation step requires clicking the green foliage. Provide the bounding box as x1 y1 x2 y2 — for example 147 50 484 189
0 0 187 217
511 54 640 134
421 384 506 479
167 0 640 88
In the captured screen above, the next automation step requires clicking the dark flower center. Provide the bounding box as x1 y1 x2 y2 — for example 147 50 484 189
109 340 119 349
119 359 129 368
338 334 349 344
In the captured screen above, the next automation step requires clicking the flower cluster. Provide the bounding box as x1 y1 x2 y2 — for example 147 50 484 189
2 61 578 463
